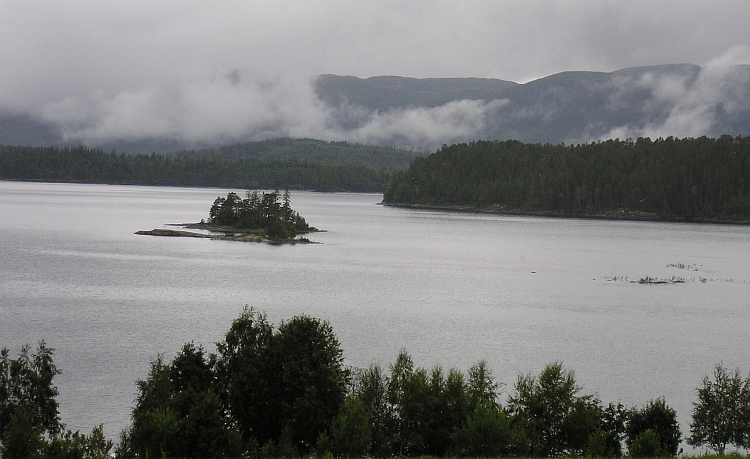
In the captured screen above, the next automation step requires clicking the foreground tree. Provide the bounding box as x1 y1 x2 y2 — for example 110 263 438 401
508 362 621 457
214 307 274 446
350 364 392 456
1 343 113 459
688 364 750 454
45 425 113 459
452 403 526 457
0 342 62 457
626 398 682 457
508 362 579 457
216 307 348 455
269 315 349 452
320 396 372 458
117 344 242 458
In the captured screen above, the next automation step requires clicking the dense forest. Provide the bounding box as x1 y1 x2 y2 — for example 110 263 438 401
0 143 397 192
383 136 750 222
3 309 749 459
168 138 420 171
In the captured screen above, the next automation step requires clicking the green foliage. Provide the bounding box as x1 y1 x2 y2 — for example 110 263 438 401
208 189 310 239
628 428 664 458
215 307 348 456
0 342 62 456
688 364 750 455
118 344 242 458
45 425 113 459
626 398 682 457
467 360 500 409
452 403 526 458
1 344 114 459
597 402 627 457
270 315 349 452
508 362 579 457
350 351 508 458
0 404 46 459
325 397 372 458
27 325 750 459
384 135 750 222
507 362 622 458
215 307 274 446
350 364 392 456
386 350 420 456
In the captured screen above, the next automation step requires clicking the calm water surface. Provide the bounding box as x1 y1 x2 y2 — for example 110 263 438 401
1 181 749 445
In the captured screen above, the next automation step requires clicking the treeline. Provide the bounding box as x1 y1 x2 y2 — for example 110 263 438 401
383 136 750 222
4 309 750 459
168 138 419 171
208 190 311 239
0 145 392 192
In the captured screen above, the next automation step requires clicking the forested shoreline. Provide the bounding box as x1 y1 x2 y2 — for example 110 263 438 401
6 135 750 222
383 136 750 223
0 144 393 192
3 308 749 459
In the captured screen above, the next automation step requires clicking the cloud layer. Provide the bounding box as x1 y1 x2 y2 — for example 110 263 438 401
2 1 750 149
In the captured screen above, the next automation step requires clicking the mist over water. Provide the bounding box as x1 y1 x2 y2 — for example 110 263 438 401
1 181 749 449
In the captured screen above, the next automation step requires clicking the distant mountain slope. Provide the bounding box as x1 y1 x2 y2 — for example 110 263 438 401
315 75 518 111
483 64 707 143
2 64 749 152
0 113 62 146
315 64 750 144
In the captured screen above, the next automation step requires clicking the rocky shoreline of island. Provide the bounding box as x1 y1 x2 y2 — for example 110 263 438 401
135 222 321 244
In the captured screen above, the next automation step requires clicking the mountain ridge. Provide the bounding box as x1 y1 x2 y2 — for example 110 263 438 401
2 63 749 152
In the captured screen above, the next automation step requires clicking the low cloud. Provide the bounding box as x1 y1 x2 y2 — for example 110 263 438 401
35 70 509 151
328 99 509 149
598 47 750 141
9 48 750 151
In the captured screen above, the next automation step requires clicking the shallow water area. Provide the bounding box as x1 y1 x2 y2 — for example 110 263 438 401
1 181 749 451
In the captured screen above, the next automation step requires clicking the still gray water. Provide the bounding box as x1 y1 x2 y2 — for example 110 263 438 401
1 181 750 446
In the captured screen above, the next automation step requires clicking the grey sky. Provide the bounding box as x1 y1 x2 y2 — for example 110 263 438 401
2 1 750 146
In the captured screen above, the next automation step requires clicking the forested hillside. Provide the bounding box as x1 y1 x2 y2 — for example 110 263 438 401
0 145 392 192
169 138 419 171
383 136 750 222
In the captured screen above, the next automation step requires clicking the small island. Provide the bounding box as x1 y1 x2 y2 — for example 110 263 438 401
137 189 320 244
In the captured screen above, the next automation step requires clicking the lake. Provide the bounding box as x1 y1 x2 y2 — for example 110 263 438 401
1 181 749 448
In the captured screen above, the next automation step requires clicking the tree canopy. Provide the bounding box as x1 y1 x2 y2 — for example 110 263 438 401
0 343 112 459
0 143 395 192
9 317 750 458
383 136 750 222
208 190 311 240
688 364 750 455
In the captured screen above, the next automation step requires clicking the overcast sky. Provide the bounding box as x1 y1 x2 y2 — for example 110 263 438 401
2 0 750 146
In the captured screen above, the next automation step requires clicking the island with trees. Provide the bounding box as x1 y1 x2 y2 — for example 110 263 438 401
137 189 319 244
3 308 750 458
383 135 750 223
